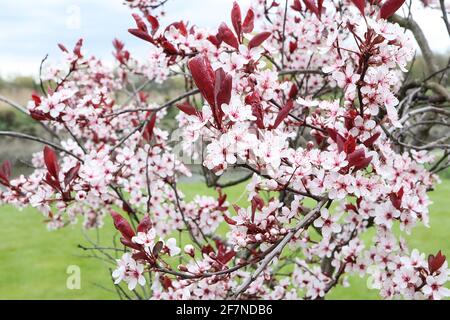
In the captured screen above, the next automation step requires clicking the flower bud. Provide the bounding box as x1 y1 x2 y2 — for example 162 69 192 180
178 264 188 272
184 244 195 257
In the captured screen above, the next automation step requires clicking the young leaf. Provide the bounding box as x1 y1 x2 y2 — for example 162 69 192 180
272 100 294 129
248 31 272 49
131 13 148 32
188 54 216 108
428 250 446 274
218 23 239 49
152 240 164 257
379 0 406 20
363 132 381 147
0 160 12 187
217 250 236 265
58 43 69 53
64 162 80 187
350 0 366 16
176 102 198 116
214 68 233 115
317 0 324 17
43 146 60 180
137 214 152 233
231 1 242 41
146 14 159 34
128 28 154 43
291 0 302 11
389 187 404 210
73 39 83 58
142 112 157 142
302 0 320 18
242 8 255 33
111 211 135 240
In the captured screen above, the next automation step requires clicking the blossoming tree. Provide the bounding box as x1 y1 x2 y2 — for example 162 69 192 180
1 0 450 300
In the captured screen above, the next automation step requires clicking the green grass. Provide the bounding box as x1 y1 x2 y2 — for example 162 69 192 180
0 179 449 300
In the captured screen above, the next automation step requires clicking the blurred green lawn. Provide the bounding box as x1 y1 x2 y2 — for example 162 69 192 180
1 179 449 300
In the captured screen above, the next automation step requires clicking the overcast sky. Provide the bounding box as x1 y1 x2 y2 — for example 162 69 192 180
0 0 448 78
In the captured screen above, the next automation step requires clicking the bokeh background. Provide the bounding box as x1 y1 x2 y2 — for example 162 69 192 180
0 0 449 299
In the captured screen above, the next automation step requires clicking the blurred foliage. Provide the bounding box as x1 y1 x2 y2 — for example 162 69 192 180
407 52 450 86
0 108 38 134
0 75 38 91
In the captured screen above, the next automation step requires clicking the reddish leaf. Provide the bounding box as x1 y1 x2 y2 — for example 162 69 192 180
428 251 446 274
326 128 346 153
302 0 320 18
272 100 294 129
188 54 216 108
246 92 265 129
248 31 272 50
161 39 178 55
122 201 134 215
343 135 357 154
58 43 68 53
223 213 237 225
345 203 358 213
146 14 159 33
231 1 242 40
363 132 381 147
128 28 154 43
44 172 61 191
112 39 124 51
214 68 233 119
289 41 298 53
291 0 302 11
347 149 366 167
111 211 135 240
251 195 264 223
176 102 198 116
131 13 148 32
217 189 227 207
0 160 11 187
1 160 11 180
379 0 406 19
207 34 222 47
165 21 188 37
137 214 152 233
288 84 299 100
353 155 372 171
73 39 83 58
142 112 157 142
120 237 141 250
317 0 324 17
31 92 42 106
64 162 80 186
389 187 404 210
132 251 149 261
242 9 255 33
160 275 173 290
218 23 239 49
350 0 366 16
217 250 236 265
153 240 164 257
43 146 59 180
201 244 215 257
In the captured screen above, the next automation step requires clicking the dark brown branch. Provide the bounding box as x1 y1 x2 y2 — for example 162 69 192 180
0 131 82 161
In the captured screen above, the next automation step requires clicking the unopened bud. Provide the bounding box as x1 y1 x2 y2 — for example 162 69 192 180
178 264 188 272
184 244 195 257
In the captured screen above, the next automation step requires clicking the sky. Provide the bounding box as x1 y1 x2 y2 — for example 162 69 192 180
0 0 448 78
